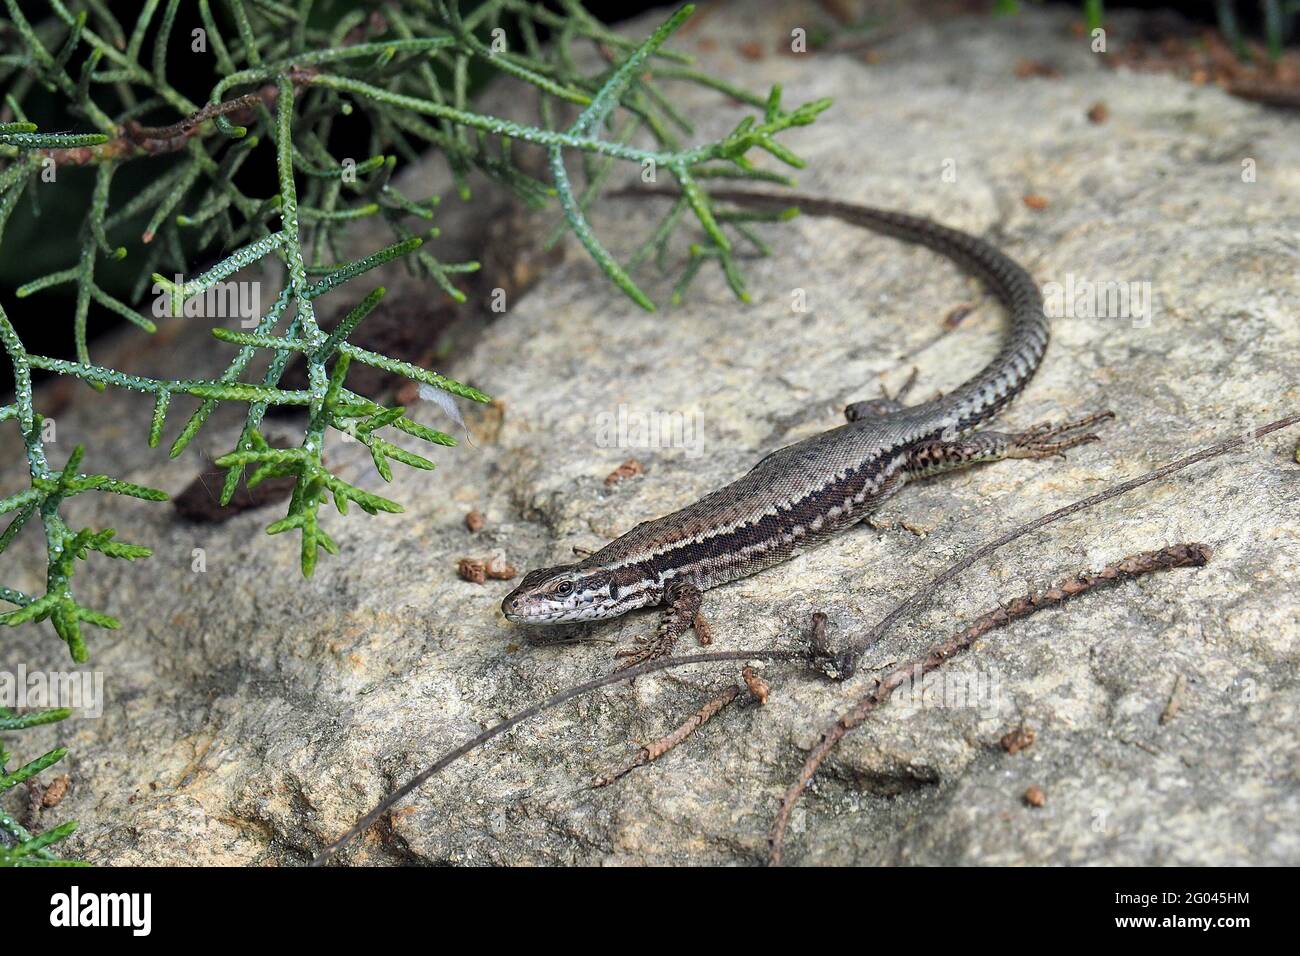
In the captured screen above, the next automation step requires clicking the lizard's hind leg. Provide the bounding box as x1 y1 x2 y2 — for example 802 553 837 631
909 410 1114 479
845 367 919 422
614 579 706 672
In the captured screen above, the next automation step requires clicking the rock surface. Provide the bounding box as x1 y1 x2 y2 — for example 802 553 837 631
4 2 1298 866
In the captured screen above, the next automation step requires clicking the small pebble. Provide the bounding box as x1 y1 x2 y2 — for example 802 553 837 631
1001 726 1037 754
605 458 645 487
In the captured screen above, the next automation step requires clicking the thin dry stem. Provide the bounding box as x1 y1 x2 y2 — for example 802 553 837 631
767 543 1213 865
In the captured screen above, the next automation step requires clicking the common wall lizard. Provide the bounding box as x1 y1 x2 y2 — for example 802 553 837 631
502 191 1109 668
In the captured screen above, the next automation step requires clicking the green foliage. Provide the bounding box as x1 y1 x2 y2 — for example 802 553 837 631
1083 0 1104 34
0 301 164 662
1001 1 1299 60
1230 0 1300 61
0 706 85 867
0 1 827 661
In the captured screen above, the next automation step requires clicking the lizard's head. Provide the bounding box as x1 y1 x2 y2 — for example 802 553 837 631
501 563 643 624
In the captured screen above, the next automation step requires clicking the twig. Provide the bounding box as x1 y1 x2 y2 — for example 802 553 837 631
42 67 318 166
832 413 1300 674
767 543 1213 865
315 415 1297 867
311 647 809 866
591 684 742 788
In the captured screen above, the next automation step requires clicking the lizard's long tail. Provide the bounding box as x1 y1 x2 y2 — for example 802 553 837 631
665 189 1049 439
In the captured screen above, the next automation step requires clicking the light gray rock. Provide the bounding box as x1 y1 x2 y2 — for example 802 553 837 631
4 2 1298 866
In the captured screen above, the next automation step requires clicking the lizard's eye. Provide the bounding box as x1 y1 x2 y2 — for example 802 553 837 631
554 581 574 597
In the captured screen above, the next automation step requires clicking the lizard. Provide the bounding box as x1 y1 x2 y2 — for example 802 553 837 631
501 190 1111 670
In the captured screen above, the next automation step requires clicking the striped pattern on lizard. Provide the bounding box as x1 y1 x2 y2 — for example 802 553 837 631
501 191 1110 669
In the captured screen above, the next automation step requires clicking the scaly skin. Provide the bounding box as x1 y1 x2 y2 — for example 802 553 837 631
502 192 1106 665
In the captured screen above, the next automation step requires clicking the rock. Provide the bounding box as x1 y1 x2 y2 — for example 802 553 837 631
4 2 1298 866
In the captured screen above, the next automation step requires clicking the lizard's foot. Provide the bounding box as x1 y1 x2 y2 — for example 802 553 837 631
1008 410 1114 460
906 410 1113 479
614 579 705 672
845 367 919 422
613 634 676 671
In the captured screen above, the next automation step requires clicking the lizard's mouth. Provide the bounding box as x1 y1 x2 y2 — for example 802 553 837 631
500 593 533 622
501 587 622 624
500 593 540 623
501 591 578 624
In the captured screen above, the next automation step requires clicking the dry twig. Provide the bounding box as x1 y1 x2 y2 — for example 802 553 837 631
314 414 1297 867
43 68 318 166
833 413 1300 676
591 663 775 788
591 684 743 788
767 543 1213 864
311 647 809 865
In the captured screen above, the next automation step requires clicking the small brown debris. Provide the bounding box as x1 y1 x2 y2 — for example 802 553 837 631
1001 726 1036 754
1086 101 1109 124
1023 785 1047 808
1160 673 1186 725
460 553 516 583
944 302 975 328
736 41 764 61
742 666 771 705
696 37 717 52
457 558 486 584
1015 59 1060 79
40 774 70 808
693 611 713 646
485 554 516 580
1022 194 1049 210
604 458 645 487
464 509 486 533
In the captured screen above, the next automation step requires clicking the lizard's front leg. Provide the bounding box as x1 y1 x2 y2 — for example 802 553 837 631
614 578 706 671
908 410 1114 479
